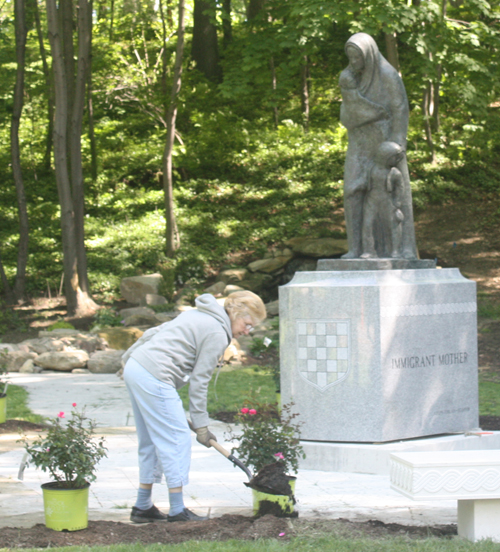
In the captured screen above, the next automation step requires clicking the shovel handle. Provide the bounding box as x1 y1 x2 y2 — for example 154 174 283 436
209 439 230 458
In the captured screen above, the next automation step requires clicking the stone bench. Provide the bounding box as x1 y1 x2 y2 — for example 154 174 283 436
390 450 500 542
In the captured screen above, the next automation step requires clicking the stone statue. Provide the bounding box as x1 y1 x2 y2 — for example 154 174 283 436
339 32 418 260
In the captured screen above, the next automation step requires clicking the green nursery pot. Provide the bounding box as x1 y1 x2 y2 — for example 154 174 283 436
0 394 6 424
41 482 90 531
252 478 296 518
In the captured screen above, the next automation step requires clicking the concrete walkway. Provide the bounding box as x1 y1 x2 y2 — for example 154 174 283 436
0 372 459 528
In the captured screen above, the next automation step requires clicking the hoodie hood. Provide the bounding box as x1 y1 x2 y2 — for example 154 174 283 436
195 293 232 344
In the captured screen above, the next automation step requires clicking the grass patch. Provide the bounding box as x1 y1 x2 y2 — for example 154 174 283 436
5 384 46 424
10 535 500 551
477 300 500 319
478 381 500 416
178 366 276 416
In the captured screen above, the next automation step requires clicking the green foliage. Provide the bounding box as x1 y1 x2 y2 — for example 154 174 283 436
226 401 305 474
23 406 107 488
92 308 123 329
0 303 26 335
47 321 76 331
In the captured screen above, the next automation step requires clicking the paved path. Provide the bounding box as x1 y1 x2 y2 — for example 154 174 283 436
0 372 457 528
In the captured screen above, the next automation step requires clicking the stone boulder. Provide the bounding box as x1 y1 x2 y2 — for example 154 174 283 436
285 237 348 258
35 351 89 371
120 274 163 305
96 327 144 350
119 306 155 319
2 351 38 372
123 313 160 328
21 337 65 354
216 268 248 285
238 272 275 294
87 350 125 374
265 300 279 317
19 359 43 374
204 281 226 296
247 255 293 274
140 294 168 307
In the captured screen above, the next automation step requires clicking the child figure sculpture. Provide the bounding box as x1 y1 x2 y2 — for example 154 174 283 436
361 141 405 259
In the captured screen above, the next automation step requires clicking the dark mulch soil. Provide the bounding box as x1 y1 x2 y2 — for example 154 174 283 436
1 516 289 548
478 416 500 431
0 420 48 435
0 516 460 548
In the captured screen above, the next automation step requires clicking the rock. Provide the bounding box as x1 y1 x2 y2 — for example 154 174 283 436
282 257 318 284
223 340 242 362
247 255 293 274
38 329 83 337
204 281 226 296
155 313 177 324
119 306 155 319
122 313 160 327
2 351 38 372
285 237 348 258
238 272 274 293
19 359 43 374
87 350 125 374
216 268 248 284
72 368 91 374
225 285 245 295
140 294 168 307
120 274 163 304
35 351 89 371
265 300 279 317
71 335 108 354
0 344 19 353
96 328 144 350
21 337 65 354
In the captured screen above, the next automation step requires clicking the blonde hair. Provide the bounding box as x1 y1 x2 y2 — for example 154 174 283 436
224 290 266 325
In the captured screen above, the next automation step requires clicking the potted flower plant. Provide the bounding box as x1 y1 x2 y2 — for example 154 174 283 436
0 348 9 424
22 403 107 531
226 401 305 517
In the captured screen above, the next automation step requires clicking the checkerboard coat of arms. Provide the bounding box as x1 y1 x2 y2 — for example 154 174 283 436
296 319 351 391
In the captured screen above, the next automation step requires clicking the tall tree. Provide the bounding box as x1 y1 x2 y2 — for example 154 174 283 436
46 0 97 315
9 0 30 303
192 0 220 81
163 0 185 256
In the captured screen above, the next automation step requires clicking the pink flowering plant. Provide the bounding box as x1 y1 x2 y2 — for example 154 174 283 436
22 403 107 489
226 401 305 474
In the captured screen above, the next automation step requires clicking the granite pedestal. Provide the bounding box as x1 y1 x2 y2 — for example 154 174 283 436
279 268 478 444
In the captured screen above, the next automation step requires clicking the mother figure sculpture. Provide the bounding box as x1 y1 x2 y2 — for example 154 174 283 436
340 32 418 260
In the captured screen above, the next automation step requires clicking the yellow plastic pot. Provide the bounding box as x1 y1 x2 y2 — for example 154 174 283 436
41 482 90 531
0 394 6 424
252 478 296 518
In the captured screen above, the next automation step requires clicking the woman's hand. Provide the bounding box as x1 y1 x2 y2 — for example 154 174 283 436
195 426 217 448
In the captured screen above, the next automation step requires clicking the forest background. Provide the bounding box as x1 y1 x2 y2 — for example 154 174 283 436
0 0 499 318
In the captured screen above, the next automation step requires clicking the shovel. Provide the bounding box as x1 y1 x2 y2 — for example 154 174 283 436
187 420 294 497
187 419 252 481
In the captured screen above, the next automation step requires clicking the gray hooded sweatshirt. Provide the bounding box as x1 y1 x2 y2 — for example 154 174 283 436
122 294 232 428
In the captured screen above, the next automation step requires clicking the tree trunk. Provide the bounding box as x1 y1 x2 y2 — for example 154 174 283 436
34 0 54 170
71 0 93 297
46 0 97 316
159 0 169 121
270 56 278 128
0 252 15 304
246 0 265 19
300 54 309 132
192 0 221 81
222 0 232 49
163 0 185 256
384 32 400 73
423 81 437 164
10 0 29 302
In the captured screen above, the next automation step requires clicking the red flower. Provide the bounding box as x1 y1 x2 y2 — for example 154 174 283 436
72 403 77 407
249 409 257 415
57 412 65 418
241 408 249 414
